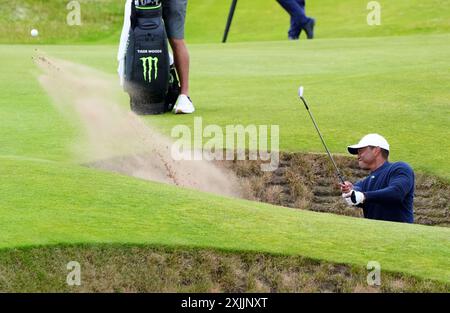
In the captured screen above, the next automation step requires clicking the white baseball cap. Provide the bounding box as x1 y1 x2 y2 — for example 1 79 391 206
347 134 390 155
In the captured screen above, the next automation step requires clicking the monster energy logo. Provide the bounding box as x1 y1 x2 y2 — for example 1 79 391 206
140 56 158 82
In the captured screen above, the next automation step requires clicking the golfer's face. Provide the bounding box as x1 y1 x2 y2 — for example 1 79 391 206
357 147 375 170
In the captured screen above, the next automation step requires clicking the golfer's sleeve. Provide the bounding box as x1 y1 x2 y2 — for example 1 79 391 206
364 165 414 204
353 179 365 192
117 0 131 62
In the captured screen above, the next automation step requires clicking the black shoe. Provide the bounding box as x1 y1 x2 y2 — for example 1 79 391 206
288 29 302 40
303 18 315 39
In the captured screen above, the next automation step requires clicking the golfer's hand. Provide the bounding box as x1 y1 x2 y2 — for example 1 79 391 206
342 190 365 206
340 181 353 193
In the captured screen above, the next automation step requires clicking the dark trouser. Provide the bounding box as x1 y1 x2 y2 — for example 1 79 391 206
276 0 310 39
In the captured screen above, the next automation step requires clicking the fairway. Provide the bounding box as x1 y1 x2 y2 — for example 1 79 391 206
1 0 449 293
1 34 449 178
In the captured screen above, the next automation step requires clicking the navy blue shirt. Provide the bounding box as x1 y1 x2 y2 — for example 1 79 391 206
354 161 415 223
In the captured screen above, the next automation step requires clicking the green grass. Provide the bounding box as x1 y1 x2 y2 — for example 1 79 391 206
1 34 449 178
1 0 450 44
0 0 124 44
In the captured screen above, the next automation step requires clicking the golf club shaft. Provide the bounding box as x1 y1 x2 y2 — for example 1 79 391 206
222 0 238 43
299 96 346 184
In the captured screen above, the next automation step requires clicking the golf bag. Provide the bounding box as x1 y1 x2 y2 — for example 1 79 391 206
124 0 180 114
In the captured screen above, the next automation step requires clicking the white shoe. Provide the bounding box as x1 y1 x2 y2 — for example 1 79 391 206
173 94 195 114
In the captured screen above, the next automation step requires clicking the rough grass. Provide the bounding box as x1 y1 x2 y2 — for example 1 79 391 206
0 244 448 293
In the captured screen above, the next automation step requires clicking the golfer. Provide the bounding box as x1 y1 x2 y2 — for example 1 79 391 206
340 134 415 223
118 0 195 114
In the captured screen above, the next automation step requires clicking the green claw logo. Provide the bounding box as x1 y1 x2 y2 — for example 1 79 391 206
140 56 158 82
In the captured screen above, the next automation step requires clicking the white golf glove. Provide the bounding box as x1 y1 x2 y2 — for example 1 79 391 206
342 190 365 206
343 194 354 206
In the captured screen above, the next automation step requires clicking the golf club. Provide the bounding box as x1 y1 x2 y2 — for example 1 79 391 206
222 0 238 43
298 86 346 184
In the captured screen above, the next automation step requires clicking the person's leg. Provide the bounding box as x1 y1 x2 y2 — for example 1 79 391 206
163 0 194 113
296 0 305 9
169 38 189 96
295 0 315 39
163 0 189 96
294 0 306 39
276 0 308 39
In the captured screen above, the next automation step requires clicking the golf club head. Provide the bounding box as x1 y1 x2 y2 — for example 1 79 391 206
298 86 304 98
